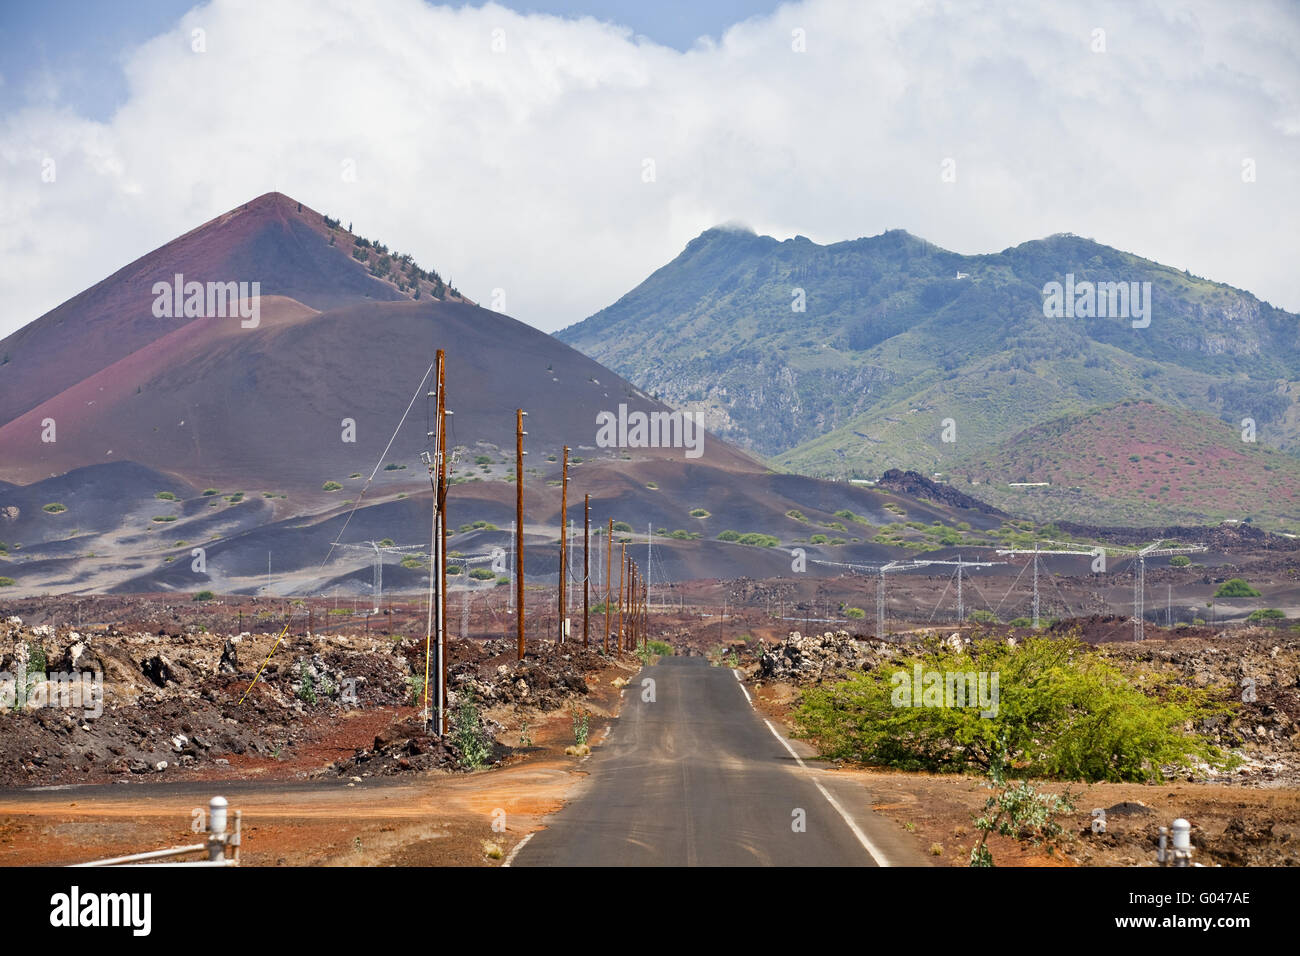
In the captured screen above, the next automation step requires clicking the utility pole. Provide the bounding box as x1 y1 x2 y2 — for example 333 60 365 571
1032 542 1040 629
558 446 568 642
957 556 963 622
421 353 441 732
436 352 449 734
516 409 527 660
583 494 590 648
618 542 627 653
507 521 515 613
605 518 613 653
630 564 638 650
646 523 653 610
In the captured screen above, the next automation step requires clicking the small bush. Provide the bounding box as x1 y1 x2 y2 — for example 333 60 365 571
1169 555 1191 567
1215 578 1260 598
1247 608 1284 621
469 567 496 580
322 481 344 492
0 577 15 587
155 491 177 500
453 692 492 769
43 503 67 514
192 590 215 601
689 508 711 518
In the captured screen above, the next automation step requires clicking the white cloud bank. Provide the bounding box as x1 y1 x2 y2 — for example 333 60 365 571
1 0 1297 340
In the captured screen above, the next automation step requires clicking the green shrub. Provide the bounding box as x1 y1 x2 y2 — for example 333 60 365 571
1169 555 1191 567
202 489 219 496
844 607 865 619
296 669 317 705
43 503 67 514
793 635 1235 783
1247 608 1284 621
453 692 492 769
469 567 495 580
717 530 741 542
322 481 344 492
689 509 710 518
155 491 177 500
0 577 15 587
192 590 215 602
968 609 998 624
1214 578 1260 598
152 515 177 523
571 706 590 747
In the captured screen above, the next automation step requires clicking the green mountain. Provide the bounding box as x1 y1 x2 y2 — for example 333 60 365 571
556 228 1300 499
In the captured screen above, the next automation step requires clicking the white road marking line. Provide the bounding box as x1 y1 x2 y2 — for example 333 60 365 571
763 718 891 867
501 831 535 867
732 668 753 706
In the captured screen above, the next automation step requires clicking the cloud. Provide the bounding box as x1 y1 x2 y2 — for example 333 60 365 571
1 0 1298 341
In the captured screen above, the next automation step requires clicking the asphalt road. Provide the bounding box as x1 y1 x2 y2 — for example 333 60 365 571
516 657 912 867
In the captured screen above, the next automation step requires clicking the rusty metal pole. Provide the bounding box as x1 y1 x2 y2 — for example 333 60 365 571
516 409 526 660
558 446 568 643
583 494 590 648
618 542 626 653
605 518 613 653
437 352 449 734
